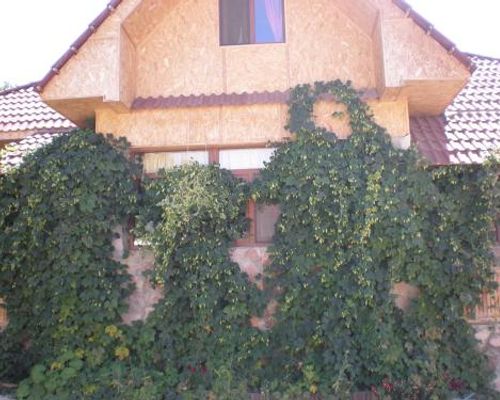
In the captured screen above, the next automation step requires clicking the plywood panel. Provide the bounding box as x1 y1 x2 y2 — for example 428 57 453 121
367 0 405 18
120 28 137 108
373 16 386 97
224 45 289 93
221 104 289 143
96 96 407 150
314 101 352 138
43 37 120 102
313 99 409 139
123 0 181 46
368 99 409 136
382 19 469 87
96 103 292 148
287 0 376 89
136 0 224 97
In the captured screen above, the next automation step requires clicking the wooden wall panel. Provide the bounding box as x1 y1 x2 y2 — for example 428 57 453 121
224 45 290 93
369 99 409 136
43 37 120 102
220 104 288 143
136 0 224 97
134 0 377 98
381 19 469 88
120 28 137 108
96 98 407 150
287 0 375 90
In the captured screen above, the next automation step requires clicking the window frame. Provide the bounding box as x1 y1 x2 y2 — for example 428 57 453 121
130 146 280 247
219 0 286 46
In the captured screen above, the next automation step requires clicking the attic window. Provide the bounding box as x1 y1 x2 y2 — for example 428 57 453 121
220 0 285 45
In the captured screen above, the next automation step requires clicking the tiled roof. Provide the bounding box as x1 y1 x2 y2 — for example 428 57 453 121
132 89 379 110
35 0 472 94
411 55 500 165
0 132 63 172
0 84 75 139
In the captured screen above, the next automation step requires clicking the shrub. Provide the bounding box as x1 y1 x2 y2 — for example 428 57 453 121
0 130 139 382
254 81 498 398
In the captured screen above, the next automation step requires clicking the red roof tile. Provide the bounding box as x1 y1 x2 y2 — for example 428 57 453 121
0 84 75 139
411 55 500 165
1 132 63 172
132 89 379 110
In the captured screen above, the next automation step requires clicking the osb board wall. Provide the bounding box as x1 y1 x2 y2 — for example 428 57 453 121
42 0 141 103
372 15 386 97
380 18 469 88
134 0 376 98
120 27 137 108
43 37 120 102
96 99 409 149
96 103 289 148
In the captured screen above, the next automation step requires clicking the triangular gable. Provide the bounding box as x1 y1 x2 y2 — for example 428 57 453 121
35 0 473 95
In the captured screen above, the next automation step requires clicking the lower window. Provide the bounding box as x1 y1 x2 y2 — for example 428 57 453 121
134 147 280 246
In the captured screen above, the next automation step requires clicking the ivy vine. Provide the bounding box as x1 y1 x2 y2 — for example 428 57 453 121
253 80 498 398
0 81 498 399
0 130 139 382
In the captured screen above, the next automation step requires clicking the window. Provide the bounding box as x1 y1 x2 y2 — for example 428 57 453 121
219 148 280 245
219 148 276 170
134 147 280 246
0 298 7 331
220 0 285 45
142 151 209 175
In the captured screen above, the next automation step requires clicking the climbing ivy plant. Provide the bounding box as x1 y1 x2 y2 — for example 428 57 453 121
0 82 498 400
133 164 268 398
0 130 139 382
254 80 498 398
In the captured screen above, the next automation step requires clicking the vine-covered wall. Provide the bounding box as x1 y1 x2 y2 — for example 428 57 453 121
0 81 498 399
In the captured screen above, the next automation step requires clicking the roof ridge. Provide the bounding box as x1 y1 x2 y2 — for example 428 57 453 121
392 0 474 71
0 82 39 96
36 0 475 93
465 52 500 62
36 0 124 93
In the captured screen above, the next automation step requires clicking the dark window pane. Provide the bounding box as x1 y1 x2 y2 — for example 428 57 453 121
256 203 280 242
254 0 284 43
220 0 251 45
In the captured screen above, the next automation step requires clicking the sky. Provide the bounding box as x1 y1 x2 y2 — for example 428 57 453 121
0 0 499 86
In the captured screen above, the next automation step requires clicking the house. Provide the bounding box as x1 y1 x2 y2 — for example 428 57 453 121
2 0 500 370
0 84 75 171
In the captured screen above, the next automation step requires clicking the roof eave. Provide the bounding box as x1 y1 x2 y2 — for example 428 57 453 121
392 0 475 72
35 0 124 93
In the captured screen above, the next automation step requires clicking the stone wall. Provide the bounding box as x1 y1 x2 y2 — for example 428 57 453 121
474 324 500 391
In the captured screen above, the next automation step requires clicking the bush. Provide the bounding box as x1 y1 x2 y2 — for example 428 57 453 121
254 81 498 398
0 130 139 382
134 163 268 395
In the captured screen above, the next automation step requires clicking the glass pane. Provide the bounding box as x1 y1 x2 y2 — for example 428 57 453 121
219 148 277 170
254 0 284 43
256 203 280 242
143 151 209 174
220 0 251 45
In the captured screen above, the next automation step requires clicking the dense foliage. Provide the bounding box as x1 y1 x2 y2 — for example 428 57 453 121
0 130 139 383
254 81 498 398
133 164 267 398
0 82 498 399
